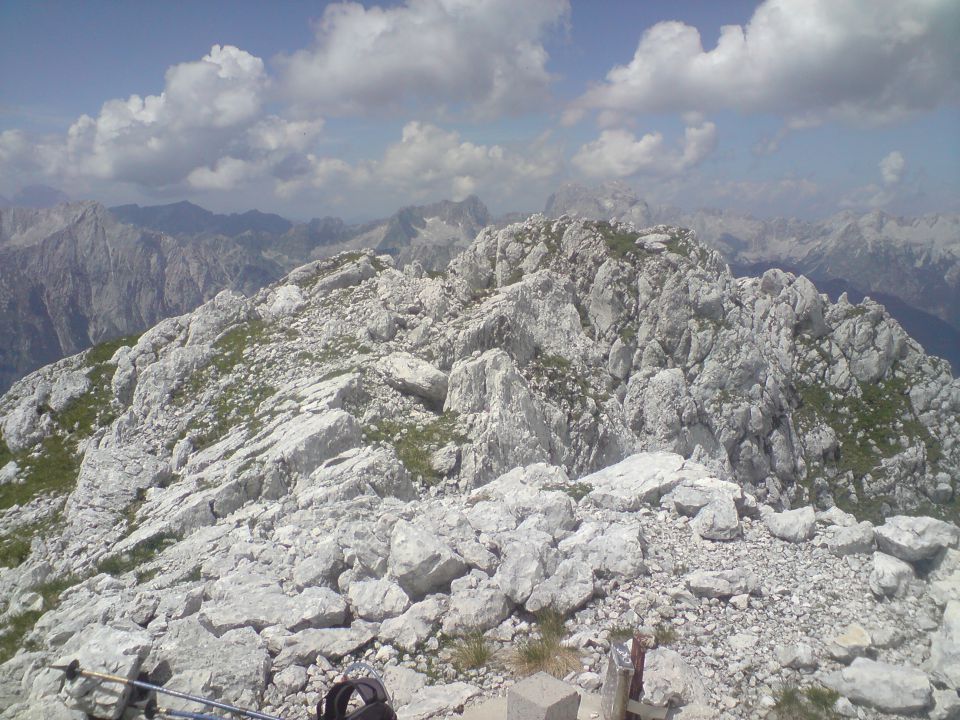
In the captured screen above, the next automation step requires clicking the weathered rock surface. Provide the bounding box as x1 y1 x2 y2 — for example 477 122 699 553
1 215 959 720
874 515 960 562
823 657 932 714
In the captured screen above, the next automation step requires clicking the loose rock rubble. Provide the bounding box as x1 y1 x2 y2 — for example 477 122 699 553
1 217 958 720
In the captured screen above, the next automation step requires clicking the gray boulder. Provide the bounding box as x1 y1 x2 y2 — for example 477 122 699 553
379 597 447 652
388 520 468 599
494 541 548 604
441 581 511 635
379 352 449 408
200 572 347 633
823 657 932 714
148 619 270 711
690 496 740 541
640 648 708 708
774 642 817 670
868 552 915 598
874 515 960 562
827 521 875 556
348 578 410 622
399 682 482 720
275 621 378 668
764 506 816 543
685 569 758 598
526 559 595 614
57 623 152 720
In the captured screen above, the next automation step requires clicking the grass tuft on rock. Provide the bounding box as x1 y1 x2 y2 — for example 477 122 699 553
771 684 840 720
509 609 579 678
451 632 493 671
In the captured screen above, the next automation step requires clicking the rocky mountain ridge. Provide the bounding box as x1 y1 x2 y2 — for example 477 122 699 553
0 215 958 719
0 197 491 395
545 183 960 371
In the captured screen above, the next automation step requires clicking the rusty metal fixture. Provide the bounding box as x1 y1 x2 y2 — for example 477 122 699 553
626 633 655 720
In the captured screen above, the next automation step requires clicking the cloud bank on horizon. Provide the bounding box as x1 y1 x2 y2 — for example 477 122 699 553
1 0 957 220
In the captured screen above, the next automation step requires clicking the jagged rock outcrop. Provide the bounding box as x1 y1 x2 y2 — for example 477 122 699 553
0 216 959 720
546 182 960 373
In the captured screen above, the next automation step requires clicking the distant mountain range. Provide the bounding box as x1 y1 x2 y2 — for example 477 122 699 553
0 197 491 393
1 187 956 393
545 183 960 373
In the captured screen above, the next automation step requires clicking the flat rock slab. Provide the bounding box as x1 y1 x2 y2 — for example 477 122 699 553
874 515 960 562
823 657 932 714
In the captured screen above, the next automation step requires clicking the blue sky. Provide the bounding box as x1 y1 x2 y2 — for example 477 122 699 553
1 0 957 221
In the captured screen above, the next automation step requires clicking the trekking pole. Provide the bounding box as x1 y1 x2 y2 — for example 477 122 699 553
51 660 287 720
145 698 225 720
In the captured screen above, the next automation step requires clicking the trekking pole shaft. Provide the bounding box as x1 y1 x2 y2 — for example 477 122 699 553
73 667 286 720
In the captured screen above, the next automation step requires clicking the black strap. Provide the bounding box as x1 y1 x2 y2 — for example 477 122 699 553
319 678 396 720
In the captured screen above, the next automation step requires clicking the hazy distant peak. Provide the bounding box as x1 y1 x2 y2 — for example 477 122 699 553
110 200 293 237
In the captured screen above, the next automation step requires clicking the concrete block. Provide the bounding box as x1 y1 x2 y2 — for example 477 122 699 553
507 672 581 720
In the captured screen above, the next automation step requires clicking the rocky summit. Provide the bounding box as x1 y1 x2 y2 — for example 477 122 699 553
0 215 959 720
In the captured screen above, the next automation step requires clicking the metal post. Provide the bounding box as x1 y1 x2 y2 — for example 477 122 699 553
601 642 634 720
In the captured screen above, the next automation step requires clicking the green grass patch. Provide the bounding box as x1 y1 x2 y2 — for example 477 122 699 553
0 573 83 663
451 632 493 671
592 221 643 260
364 413 466 483
95 533 180 578
85 333 141 366
0 610 43 663
795 371 944 518
0 438 12 469
0 436 81 511
771 684 840 720
0 511 64 568
56 333 141 437
0 534 32 568
192 380 274 451
654 623 678 646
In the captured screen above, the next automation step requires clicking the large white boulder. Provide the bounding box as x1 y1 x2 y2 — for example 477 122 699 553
56 623 152 720
380 352 449 408
764 506 816 543
823 657 932 714
874 515 960 562
525 559 595 614
691 496 740 541
868 552 915 598
388 520 467 599
347 578 410 622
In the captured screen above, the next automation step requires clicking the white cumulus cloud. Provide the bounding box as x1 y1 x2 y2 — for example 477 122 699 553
277 0 569 118
0 45 330 194
572 0 960 128
572 122 717 178
880 150 905 185
278 121 562 207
